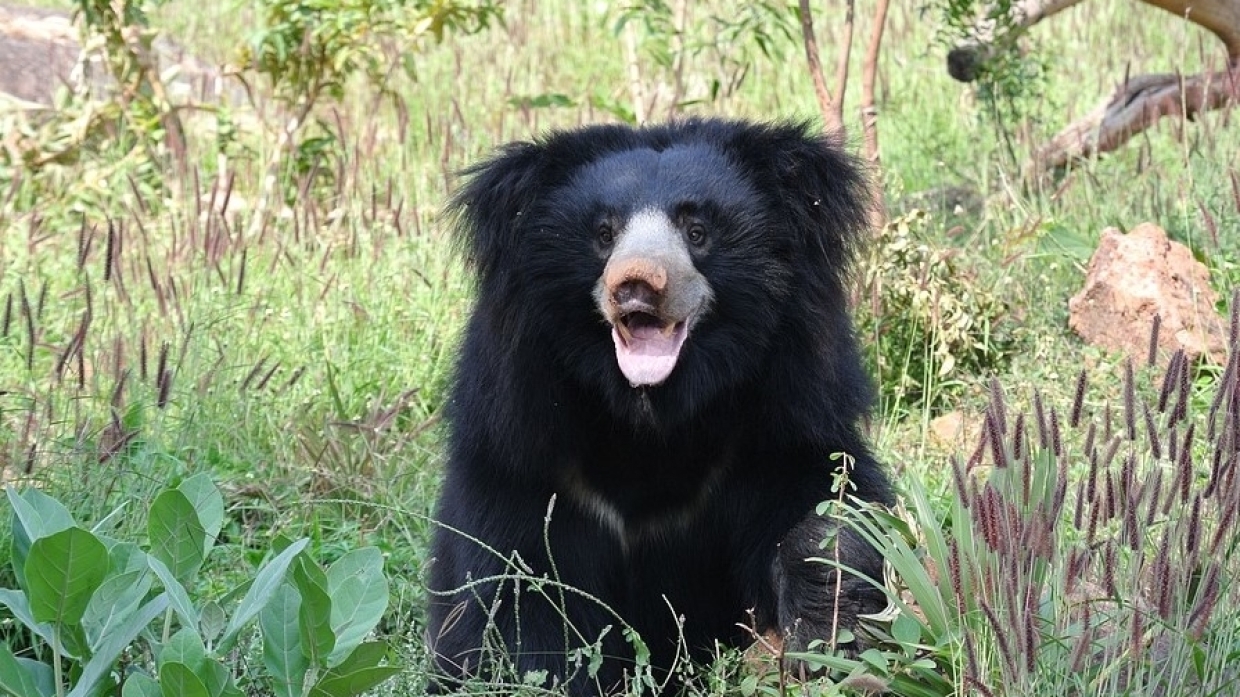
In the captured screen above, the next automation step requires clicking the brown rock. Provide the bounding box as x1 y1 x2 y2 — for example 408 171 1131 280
929 411 980 451
1068 222 1227 363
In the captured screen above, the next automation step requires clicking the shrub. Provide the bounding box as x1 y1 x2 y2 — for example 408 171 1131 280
858 210 1018 410
0 473 397 697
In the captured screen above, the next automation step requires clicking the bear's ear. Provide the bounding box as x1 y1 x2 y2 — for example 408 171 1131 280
726 121 873 271
447 141 547 281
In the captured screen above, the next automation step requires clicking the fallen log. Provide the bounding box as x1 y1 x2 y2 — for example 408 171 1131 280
946 0 1240 174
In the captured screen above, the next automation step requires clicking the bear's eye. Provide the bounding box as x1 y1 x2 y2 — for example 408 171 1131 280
597 224 615 247
686 223 707 247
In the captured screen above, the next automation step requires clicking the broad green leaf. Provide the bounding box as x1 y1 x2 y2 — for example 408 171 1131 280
0 590 55 647
27 527 109 627
12 660 52 697
0 642 46 697
261 584 309 697
322 641 389 677
199 600 227 642
218 538 309 652
312 643 401 697
148 490 206 587
160 629 233 697
158 662 210 697
147 556 200 632
892 610 922 647
120 673 160 697
82 565 152 653
310 665 401 697
7 487 76 590
67 593 169 697
293 556 334 666
199 661 235 697
325 548 388 667
160 628 207 672
177 475 224 559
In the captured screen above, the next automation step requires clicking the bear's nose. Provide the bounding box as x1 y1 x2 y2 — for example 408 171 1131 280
613 279 661 311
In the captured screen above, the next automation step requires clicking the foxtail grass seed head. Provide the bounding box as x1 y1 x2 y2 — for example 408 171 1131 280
2 293 11 338
1208 355 1235 439
1158 349 1180 413
1154 531 1172 620
1071 369 1087 427
1229 288 1239 348
1084 421 1097 461
1050 406 1063 457
1087 440 1101 502
1105 470 1118 522
1103 540 1118 597
1129 604 1145 660
1148 313 1161 367
1172 355 1190 425
1034 391 1049 450
1188 564 1221 640
1143 401 1161 461
981 600 1017 676
104 220 116 283
20 280 35 372
1073 480 1086 530
1013 412 1026 462
1053 458 1069 520
139 334 149 383
1121 452 1136 501
1144 467 1162 527
76 218 91 271
1104 400 1114 442
987 410 1008 469
947 537 965 608
1176 422 1194 505
990 378 1008 436
1186 494 1202 556
952 456 970 507
1124 359 1137 440
1022 601 1037 674
1124 490 1140 551
1087 487 1101 545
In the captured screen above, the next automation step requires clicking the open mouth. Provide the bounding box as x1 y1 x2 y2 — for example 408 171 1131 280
611 311 689 387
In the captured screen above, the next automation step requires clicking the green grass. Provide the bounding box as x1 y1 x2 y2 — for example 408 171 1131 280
2 0 1239 694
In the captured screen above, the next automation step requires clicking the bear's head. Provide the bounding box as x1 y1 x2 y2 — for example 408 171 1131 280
448 119 871 423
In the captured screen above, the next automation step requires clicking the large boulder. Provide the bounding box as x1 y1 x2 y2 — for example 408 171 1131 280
1068 222 1227 363
0 3 240 108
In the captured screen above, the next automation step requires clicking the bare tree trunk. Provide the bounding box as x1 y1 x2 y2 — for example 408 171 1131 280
665 0 690 120
860 0 890 165
623 20 651 124
832 0 856 132
798 0 842 133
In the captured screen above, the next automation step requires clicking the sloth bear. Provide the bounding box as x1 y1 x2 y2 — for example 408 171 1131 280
427 118 892 695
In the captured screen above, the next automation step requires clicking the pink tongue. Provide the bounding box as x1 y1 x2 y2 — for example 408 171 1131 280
612 323 685 387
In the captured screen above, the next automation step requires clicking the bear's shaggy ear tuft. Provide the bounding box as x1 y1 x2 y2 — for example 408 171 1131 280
446 141 546 283
723 121 873 271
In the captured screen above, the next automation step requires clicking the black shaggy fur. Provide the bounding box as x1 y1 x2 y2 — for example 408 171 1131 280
427 118 893 695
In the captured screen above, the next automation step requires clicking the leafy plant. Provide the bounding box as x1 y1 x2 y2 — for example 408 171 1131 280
858 210 1019 410
237 0 502 214
0 473 397 697
934 0 1052 163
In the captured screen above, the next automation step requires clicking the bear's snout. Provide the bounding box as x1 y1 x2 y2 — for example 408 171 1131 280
606 258 667 317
